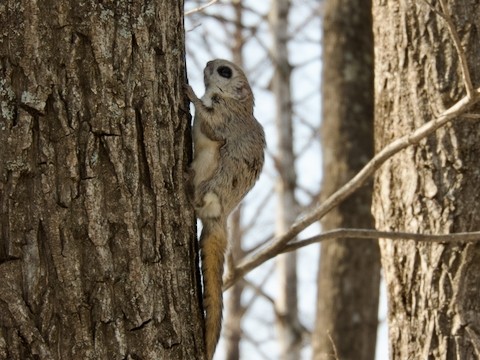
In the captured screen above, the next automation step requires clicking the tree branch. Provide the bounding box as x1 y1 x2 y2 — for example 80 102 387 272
223 88 480 290
421 0 475 98
221 0 480 292
185 0 220 16
281 228 480 254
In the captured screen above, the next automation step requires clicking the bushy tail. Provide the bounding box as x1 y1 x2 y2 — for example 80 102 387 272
200 219 228 360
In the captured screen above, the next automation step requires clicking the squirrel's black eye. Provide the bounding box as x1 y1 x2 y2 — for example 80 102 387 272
217 66 232 79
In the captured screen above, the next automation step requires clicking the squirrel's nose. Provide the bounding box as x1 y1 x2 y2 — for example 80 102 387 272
205 61 214 74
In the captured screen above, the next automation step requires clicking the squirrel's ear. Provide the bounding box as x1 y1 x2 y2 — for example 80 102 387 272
234 80 252 102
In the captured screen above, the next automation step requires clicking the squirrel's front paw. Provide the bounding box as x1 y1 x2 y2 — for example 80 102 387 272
183 84 198 103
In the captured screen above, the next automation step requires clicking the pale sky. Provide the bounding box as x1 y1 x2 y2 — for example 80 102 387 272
184 1 388 359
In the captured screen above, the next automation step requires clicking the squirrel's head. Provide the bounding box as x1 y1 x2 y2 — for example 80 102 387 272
203 59 253 103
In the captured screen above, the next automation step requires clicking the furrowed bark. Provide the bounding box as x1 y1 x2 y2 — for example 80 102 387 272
373 1 480 358
0 1 204 359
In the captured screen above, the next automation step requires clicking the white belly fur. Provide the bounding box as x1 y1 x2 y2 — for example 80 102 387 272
192 119 222 218
192 126 219 187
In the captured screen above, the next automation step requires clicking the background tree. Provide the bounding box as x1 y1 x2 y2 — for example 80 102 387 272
0 1 204 359
186 1 322 358
270 0 302 358
185 0 480 359
373 0 480 358
223 3 248 359
312 0 380 359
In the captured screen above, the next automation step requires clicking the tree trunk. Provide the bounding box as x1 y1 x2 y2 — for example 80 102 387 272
312 1 380 360
373 1 480 359
222 4 247 359
269 0 302 358
224 208 244 360
0 1 204 359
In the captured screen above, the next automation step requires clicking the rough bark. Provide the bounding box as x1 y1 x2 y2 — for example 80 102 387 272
0 1 204 359
312 1 380 360
373 1 480 359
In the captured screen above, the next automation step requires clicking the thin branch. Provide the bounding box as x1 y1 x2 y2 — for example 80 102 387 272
437 0 474 97
289 3 322 38
237 263 275 319
327 332 340 360
185 0 221 16
421 0 474 98
244 232 274 255
242 333 274 360
243 190 320 255
421 0 447 19
463 113 480 119
223 88 480 290
281 228 480 254
243 190 274 232
296 183 319 203
243 278 275 305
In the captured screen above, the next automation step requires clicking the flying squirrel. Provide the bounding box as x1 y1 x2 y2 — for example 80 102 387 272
184 59 265 359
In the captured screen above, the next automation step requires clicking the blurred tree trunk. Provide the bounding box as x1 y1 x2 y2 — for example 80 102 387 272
224 207 244 360
223 3 247 359
269 0 302 359
0 1 204 359
312 0 380 359
373 1 480 359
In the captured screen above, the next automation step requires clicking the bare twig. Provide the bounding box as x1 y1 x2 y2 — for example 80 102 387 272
189 0 480 294
437 0 474 98
289 3 323 37
243 278 275 305
463 113 480 119
243 190 274 233
242 332 274 360
223 88 480 290
422 0 475 98
185 0 221 16
238 263 275 318
327 332 340 360
281 228 480 254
